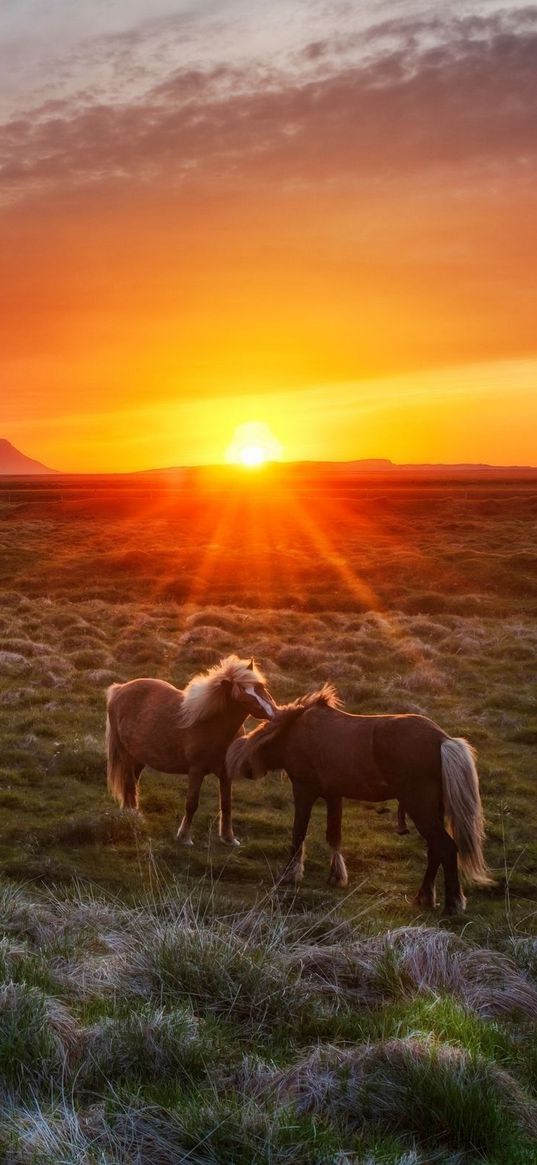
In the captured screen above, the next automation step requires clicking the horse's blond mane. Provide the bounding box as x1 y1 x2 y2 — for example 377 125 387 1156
180 655 266 728
299 684 342 712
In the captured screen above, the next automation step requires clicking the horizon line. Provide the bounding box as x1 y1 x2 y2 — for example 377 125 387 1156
2 457 537 477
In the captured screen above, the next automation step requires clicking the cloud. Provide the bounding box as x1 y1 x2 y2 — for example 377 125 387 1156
1 8 536 202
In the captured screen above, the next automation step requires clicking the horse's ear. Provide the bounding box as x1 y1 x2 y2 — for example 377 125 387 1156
248 657 255 671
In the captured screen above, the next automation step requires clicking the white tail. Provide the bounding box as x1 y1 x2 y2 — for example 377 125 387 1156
441 737 494 886
106 684 138 809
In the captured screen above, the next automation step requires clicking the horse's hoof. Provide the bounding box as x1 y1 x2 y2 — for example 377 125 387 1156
220 836 241 848
442 896 467 916
281 867 303 884
328 874 349 889
177 834 194 846
413 891 436 909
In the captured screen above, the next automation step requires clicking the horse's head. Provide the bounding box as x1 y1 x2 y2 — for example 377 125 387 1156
227 693 335 781
226 658 277 721
226 703 303 781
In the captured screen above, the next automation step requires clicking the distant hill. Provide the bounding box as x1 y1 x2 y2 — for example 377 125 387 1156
277 459 537 476
135 457 537 479
0 439 57 475
334 460 537 477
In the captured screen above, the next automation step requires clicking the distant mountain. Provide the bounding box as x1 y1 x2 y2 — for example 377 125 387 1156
0 439 57 475
135 458 537 478
278 459 537 475
397 462 537 475
287 459 537 477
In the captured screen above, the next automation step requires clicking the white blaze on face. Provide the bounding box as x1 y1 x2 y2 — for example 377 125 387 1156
244 684 274 718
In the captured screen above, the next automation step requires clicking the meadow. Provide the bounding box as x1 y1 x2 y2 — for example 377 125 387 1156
0 471 536 1163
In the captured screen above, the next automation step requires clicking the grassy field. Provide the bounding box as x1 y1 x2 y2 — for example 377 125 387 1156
0 473 536 1162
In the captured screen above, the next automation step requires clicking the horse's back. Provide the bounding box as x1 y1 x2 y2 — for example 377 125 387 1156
109 676 182 704
107 677 184 730
371 713 448 787
283 706 447 799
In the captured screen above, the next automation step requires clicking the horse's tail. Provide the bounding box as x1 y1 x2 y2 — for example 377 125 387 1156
441 737 494 886
106 684 138 809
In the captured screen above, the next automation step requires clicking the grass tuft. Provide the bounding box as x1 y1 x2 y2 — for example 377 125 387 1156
288 925 537 1019
0 981 80 1095
269 1036 537 1155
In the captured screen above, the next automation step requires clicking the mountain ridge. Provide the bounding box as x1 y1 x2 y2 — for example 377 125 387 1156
0 439 57 475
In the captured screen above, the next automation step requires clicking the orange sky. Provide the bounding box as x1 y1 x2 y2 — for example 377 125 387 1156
1 2 536 470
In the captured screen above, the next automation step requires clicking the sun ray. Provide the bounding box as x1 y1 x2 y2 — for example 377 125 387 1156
184 489 245 608
283 491 446 684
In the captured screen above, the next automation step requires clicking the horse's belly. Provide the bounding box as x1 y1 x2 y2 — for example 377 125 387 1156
144 752 188 775
311 748 389 799
118 720 188 774
287 721 394 801
318 770 392 801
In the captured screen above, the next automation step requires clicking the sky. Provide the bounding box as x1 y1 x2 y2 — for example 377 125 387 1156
1 0 536 470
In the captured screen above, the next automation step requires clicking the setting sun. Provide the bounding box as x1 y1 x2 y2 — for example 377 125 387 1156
238 444 266 468
225 421 283 468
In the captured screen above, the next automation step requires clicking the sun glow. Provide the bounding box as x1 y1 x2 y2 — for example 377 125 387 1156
238 444 266 467
225 421 283 468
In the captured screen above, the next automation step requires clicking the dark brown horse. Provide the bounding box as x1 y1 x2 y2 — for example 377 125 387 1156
106 655 276 846
227 687 493 913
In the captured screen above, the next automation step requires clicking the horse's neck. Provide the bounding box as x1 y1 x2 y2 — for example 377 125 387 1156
218 702 248 742
184 700 246 746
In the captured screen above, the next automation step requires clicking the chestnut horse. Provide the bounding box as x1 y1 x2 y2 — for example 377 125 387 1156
106 655 276 846
227 687 493 913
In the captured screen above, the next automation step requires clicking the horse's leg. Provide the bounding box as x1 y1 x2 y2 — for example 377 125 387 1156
396 801 410 835
409 811 465 915
439 828 466 915
122 764 143 810
422 825 465 915
281 784 315 884
326 796 348 888
217 767 240 847
413 840 440 909
177 767 205 845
